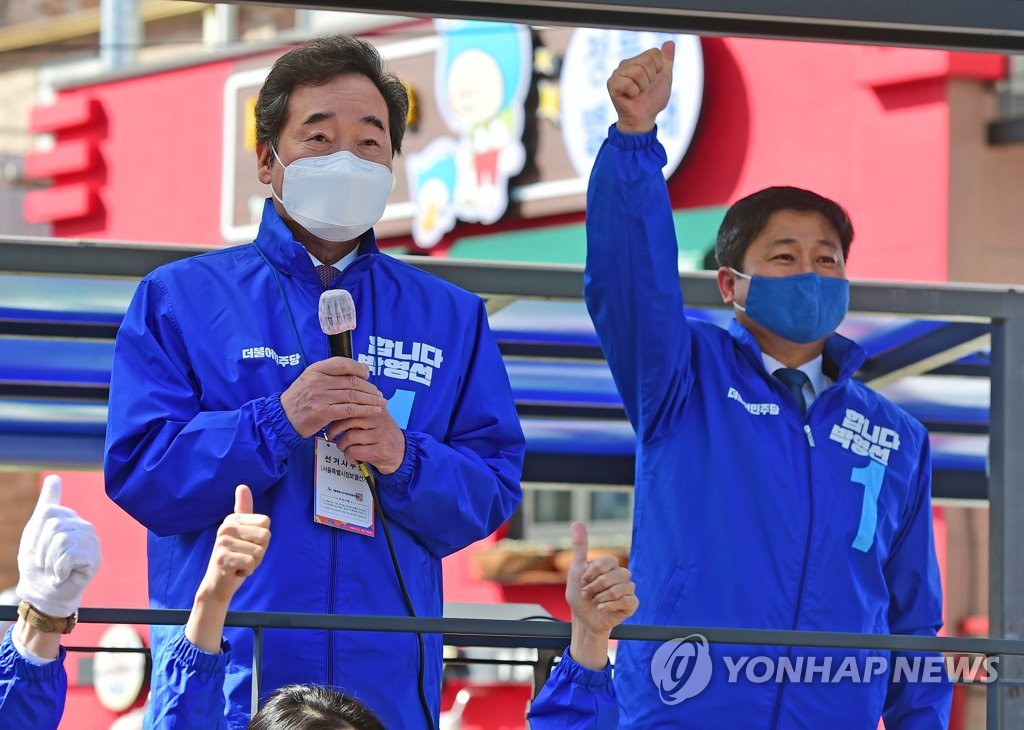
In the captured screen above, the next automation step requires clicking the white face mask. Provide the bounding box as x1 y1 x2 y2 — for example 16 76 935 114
271 147 394 243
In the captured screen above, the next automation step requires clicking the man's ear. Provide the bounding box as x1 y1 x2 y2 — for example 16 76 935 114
717 266 738 304
256 141 273 185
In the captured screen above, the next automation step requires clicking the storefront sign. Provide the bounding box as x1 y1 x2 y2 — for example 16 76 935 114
220 26 704 248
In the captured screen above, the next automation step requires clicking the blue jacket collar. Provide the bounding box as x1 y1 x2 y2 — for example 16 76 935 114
728 318 867 383
253 198 381 284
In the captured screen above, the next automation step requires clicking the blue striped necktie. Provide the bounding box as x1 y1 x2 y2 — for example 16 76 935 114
774 367 810 416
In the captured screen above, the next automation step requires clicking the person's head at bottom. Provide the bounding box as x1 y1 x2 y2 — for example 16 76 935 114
250 684 386 730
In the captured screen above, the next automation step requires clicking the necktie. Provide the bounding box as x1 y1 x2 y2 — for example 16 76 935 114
774 367 810 416
316 264 338 290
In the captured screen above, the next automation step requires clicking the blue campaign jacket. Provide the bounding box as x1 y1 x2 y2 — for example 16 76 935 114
584 127 950 729
146 631 231 729
0 628 66 730
528 647 618 730
104 201 524 730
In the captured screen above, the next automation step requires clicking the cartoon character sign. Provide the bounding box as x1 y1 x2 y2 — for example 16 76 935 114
405 137 459 249
406 20 532 248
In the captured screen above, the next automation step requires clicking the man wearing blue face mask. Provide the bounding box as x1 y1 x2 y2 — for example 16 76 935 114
584 42 950 728
104 35 524 730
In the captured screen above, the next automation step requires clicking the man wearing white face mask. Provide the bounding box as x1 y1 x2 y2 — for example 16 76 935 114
583 43 950 728
104 35 525 730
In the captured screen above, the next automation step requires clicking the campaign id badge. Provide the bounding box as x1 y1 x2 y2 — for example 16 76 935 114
314 438 375 537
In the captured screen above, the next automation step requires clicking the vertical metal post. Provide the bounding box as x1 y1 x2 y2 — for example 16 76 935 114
99 0 141 70
252 626 264 717
988 663 1000 729
987 293 1024 729
202 4 239 50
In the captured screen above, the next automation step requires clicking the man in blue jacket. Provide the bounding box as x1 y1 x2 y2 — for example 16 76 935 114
584 42 951 728
103 35 524 729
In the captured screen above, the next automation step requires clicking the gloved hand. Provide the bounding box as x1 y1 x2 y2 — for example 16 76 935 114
16 474 101 618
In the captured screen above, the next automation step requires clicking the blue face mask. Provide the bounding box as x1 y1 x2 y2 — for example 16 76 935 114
731 269 849 344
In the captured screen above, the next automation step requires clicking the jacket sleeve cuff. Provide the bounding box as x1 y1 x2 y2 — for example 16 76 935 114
375 430 418 495
607 123 660 149
1 627 66 680
169 630 231 674
558 646 614 691
258 394 305 456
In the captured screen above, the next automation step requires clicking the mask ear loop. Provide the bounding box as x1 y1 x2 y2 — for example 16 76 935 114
729 267 749 313
268 145 287 207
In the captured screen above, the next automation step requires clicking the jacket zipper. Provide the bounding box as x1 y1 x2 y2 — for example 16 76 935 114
769 408 817 729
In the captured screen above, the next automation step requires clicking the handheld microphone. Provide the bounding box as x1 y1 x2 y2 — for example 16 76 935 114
318 288 370 483
318 289 357 359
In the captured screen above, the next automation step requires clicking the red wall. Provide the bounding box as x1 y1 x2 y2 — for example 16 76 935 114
28 59 232 243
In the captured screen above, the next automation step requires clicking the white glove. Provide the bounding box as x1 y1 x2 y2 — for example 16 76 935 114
16 474 102 618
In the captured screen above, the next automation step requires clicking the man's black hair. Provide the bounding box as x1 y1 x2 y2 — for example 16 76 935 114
255 35 409 157
714 186 853 271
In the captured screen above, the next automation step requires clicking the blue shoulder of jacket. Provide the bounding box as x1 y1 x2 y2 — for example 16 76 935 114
148 244 257 277
373 253 485 307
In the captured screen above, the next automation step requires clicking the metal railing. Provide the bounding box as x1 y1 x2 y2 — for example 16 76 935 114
3 604 1022 727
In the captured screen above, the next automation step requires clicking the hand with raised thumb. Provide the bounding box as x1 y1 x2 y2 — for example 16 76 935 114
565 521 637 637
16 474 102 619
199 485 271 605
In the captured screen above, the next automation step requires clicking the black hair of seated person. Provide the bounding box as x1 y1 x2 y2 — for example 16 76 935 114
248 684 386 730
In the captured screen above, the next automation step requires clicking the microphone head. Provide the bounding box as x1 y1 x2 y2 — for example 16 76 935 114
318 289 357 335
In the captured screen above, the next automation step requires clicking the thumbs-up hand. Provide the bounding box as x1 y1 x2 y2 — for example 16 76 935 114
16 474 102 618
198 485 271 605
565 521 638 638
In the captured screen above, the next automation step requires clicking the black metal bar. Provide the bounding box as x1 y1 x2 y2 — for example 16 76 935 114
522 452 635 486
49 645 1024 686
444 657 540 667
204 0 1024 54
932 470 989 502
4 605 1023 657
